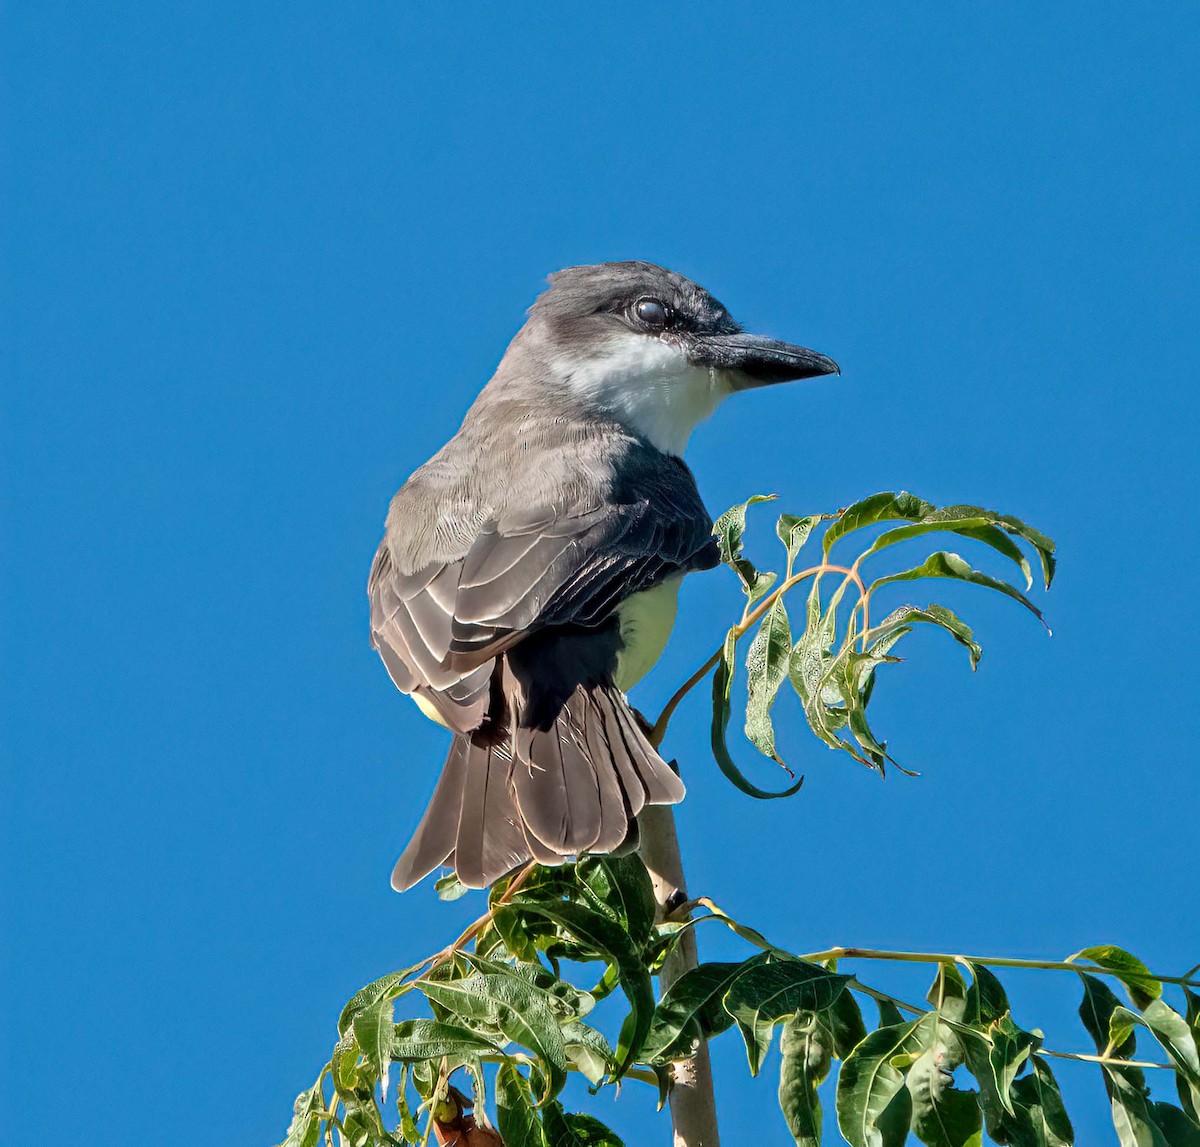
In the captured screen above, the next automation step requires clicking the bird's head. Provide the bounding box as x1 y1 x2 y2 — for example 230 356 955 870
516 261 839 456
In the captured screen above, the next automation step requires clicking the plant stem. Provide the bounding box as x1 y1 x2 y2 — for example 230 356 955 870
800 946 1200 988
639 804 720 1147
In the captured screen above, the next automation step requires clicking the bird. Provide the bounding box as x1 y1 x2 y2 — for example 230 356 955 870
369 261 838 892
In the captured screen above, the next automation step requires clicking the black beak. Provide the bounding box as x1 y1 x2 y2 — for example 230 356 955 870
695 332 840 387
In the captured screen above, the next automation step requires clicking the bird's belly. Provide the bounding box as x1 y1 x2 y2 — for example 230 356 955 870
614 575 683 692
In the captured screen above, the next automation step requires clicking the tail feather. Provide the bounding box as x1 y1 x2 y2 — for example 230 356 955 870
390 682 684 891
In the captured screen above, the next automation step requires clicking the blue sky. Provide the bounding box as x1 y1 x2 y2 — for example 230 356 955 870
3 4 1198 1144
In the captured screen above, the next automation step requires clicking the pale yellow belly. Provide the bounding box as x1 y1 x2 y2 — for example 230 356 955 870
407 575 682 725
613 575 682 691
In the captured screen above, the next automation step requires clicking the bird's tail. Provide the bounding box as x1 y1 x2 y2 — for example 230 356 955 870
390 682 684 892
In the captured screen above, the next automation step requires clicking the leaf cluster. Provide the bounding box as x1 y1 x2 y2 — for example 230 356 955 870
705 491 1055 794
280 848 1200 1147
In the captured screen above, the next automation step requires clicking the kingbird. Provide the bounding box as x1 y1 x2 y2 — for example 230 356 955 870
370 262 837 891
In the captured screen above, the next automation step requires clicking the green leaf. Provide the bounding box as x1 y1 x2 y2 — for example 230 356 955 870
777 513 822 569
542 1107 626 1147
395 1063 420 1143
723 959 852 1075
823 491 935 556
961 961 1011 1025
576 854 657 948
642 954 772 1064
778 1011 835 1146
352 997 394 1100
875 997 908 1028
836 1014 934 1147
418 973 568 1102
867 551 1048 629
434 873 470 901
1150 1103 1200 1146
1069 945 1163 1008
281 1082 325 1147
908 1049 982 1147
561 1019 613 1085
829 987 870 1059
1079 974 1140 1063
860 512 1031 588
714 494 777 599
338 963 423 1037
390 1019 502 1061
1110 1001 1200 1118
1011 1055 1074 1147
988 1014 1040 1115
499 898 654 1078
711 627 804 799
496 1062 545 1147
869 604 983 670
744 595 793 762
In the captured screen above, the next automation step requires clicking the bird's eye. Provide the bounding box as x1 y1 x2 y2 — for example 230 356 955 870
634 297 669 330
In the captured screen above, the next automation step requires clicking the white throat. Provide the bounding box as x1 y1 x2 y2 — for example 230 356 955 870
560 333 730 455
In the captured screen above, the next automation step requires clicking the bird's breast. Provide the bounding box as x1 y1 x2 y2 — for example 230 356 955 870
613 574 683 692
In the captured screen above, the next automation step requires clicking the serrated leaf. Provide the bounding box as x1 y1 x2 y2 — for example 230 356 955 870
778 1010 835 1146
496 1062 545 1147
868 551 1048 629
1069 945 1163 1008
744 595 793 762
836 1014 934 1147
642 954 772 1063
724 960 852 1075
712 627 804 799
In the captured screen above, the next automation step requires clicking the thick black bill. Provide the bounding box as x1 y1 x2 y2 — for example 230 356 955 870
696 333 840 387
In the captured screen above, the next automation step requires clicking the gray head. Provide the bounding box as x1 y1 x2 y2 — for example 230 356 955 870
509 261 838 456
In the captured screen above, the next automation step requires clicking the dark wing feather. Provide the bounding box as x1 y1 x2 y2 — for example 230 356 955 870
370 448 717 729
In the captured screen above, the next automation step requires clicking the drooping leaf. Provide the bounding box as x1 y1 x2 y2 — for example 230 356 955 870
1069 945 1163 1008
280 1082 325 1147
352 997 395 1100
744 595 793 762
868 604 983 670
823 491 934 556
642 954 772 1064
418 973 569 1102
338 963 423 1037
723 959 852 1075
867 551 1048 629
908 1048 982 1147
1109 1000 1200 1119
496 1062 545 1147
714 494 778 600
1011 1055 1074 1147
836 1014 934 1147
575 854 657 948
987 1014 1040 1115
541 1103 626 1147
829 987 870 1059
778 1010 835 1146
711 627 804 799
561 1019 613 1085
961 961 1011 1026
390 1019 502 1061
499 898 654 1077
777 513 822 569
